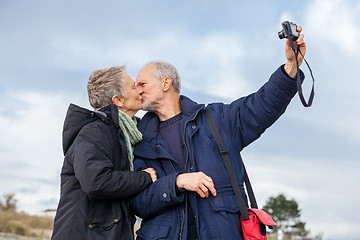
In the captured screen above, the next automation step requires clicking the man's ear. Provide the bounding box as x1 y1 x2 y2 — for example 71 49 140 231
112 95 124 108
163 77 172 92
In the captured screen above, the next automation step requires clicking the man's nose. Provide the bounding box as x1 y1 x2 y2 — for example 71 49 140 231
136 85 143 95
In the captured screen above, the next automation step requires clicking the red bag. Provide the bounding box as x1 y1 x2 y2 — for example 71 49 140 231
240 208 277 240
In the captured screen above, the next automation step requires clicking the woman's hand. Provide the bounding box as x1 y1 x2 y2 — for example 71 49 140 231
143 168 157 182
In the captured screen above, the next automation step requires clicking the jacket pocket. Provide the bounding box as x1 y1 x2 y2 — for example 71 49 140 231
205 193 243 239
88 217 120 231
136 223 171 240
209 193 240 213
87 200 133 239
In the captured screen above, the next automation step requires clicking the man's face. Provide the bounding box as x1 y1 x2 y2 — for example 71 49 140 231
136 64 163 112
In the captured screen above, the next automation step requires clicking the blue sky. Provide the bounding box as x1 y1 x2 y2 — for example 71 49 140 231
0 0 359 239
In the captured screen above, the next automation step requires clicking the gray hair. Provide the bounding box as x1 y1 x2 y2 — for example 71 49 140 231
146 61 181 93
87 65 127 109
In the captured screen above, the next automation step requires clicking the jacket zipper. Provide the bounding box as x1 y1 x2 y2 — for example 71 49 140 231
180 107 203 240
169 160 185 240
179 207 185 240
183 107 203 170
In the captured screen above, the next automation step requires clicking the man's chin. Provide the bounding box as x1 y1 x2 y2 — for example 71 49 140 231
142 102 156 112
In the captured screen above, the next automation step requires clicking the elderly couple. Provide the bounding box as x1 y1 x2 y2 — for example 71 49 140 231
52 28 306 240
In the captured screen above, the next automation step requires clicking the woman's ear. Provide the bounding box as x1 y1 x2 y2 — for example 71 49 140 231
112 95 124 108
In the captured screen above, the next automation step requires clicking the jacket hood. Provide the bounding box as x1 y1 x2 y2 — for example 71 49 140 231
62 103 119 155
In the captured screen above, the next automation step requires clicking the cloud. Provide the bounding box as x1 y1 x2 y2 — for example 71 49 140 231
0 92 65 169
306 0 360 52
244 153 360 239
179 32 250 99
0 91 71 213
105 30 252 99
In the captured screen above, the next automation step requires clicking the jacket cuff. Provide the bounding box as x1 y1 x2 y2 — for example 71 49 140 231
142 171 154 188
173 172 186 195
280 64 305 82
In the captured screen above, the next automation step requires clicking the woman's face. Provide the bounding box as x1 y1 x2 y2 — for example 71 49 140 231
118 74 142 115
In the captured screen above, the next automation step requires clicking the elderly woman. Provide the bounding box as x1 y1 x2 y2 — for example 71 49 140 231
52 66 156 240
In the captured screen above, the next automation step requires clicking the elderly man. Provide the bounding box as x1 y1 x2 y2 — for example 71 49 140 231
131 27 306 240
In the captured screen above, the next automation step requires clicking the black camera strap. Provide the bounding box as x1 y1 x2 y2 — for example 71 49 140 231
288 35 315 107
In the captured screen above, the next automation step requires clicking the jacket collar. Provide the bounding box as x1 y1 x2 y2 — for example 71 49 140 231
135 95 204 166
138 95 204 134
97 103 120 128
179 95 205 119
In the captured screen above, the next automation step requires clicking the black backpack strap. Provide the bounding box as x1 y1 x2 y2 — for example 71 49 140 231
204 106 258 220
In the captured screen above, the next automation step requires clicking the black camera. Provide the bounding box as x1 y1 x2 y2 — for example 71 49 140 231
278 21 300 41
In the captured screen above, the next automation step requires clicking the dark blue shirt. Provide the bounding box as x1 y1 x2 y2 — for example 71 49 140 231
159 112 198 239
159 112 186 169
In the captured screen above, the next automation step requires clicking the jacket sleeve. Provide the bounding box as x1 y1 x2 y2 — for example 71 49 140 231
211 65 302 151
130 157 185 218
72 123 152 199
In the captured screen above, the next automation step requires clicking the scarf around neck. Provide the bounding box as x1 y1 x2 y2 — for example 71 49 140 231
118 109 142 171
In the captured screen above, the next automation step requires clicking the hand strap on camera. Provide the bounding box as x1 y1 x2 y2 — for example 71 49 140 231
288 35 315 107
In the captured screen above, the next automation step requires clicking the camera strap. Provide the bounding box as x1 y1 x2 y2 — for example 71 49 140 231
288 37 315 107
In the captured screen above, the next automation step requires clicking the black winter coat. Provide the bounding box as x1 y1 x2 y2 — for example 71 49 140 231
52 103 152 240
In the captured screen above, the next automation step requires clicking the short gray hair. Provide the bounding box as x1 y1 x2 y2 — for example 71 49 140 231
146 61 181 93
87 65 127 109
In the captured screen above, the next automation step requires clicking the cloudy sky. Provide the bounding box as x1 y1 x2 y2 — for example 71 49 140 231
0 0 359 239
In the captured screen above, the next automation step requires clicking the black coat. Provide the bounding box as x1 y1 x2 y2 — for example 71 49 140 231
52 103 152 240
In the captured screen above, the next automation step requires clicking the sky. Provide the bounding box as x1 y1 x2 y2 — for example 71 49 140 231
0 0 359 239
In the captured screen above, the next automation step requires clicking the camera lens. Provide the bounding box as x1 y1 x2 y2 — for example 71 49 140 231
278 30 285 39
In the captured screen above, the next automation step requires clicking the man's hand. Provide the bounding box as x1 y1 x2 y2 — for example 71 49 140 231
143 168 157 182
284 26 306 78
176 172 217 198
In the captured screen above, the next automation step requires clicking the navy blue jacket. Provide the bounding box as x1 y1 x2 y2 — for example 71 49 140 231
131 66 303 240
52 103 152 240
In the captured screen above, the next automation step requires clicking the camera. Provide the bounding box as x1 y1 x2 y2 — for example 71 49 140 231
278 21 300 41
